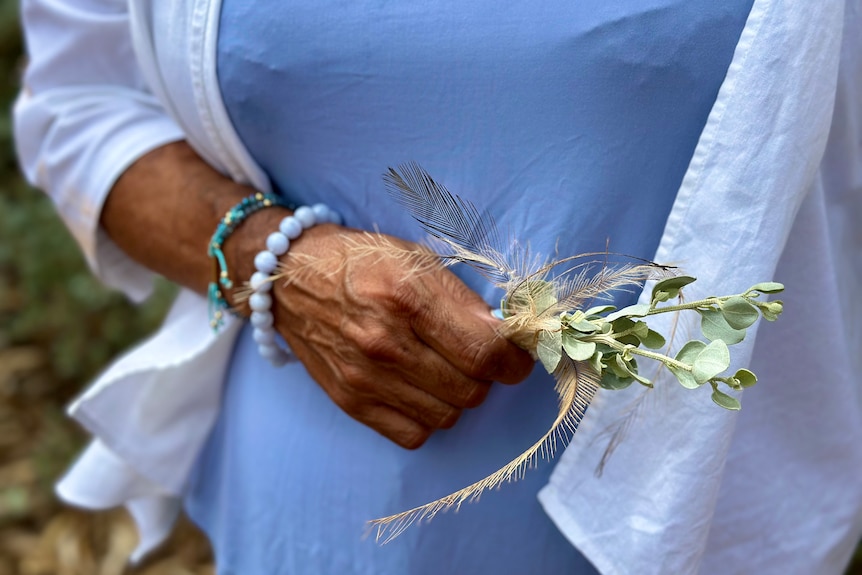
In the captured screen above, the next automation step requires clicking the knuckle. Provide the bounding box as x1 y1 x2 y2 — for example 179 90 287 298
391 280 422 316
460 382 490 409
459 339 500 380
336 365 379 399
436 407 462 429
358 335 404 363
399 428 431 450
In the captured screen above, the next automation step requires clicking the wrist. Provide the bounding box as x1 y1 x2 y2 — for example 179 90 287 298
221 205 293 314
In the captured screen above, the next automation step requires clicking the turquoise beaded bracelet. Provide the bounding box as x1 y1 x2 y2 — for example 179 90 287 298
207 192 292 330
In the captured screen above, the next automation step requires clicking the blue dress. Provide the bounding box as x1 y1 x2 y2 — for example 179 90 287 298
186 1 753 573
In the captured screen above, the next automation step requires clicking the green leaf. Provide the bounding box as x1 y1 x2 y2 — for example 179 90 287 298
536 330 563 373
605 303 651 322
641 329 666 350
651 275 697 303
711 388 742 411
570 320 599 333
747 282 784 295
599 370 635 390
734 368 757 388
617 334 641 347
692 340 731 384
584 305 616 317
509 280 557 314
609 317 635 333
631 321 649 339
608 354 631 378
531 281 558 313
675 340 706 364
720 296 760 329
671 340 706 389
669 365 699 389
562 332 596 361
700 308 746 345
614 354 651 386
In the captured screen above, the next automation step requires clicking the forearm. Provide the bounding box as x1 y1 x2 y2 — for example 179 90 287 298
101 140 291 302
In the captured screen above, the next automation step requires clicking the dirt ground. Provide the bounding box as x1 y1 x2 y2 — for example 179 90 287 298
0 346 214 575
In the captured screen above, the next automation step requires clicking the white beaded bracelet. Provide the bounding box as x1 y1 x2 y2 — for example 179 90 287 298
249 203 342 366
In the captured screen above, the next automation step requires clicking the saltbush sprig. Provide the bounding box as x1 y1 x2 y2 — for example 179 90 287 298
517 276 784 410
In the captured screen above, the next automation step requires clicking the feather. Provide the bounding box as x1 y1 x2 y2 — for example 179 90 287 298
369 356 599 544
384 163 513 283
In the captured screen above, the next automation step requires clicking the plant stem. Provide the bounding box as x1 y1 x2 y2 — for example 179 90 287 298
589 334 692 372
646 296 729 315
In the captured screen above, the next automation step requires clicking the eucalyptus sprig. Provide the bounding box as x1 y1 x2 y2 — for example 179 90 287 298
519 276 784 411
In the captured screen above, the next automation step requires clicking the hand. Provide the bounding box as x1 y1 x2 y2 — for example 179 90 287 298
266 225 535 449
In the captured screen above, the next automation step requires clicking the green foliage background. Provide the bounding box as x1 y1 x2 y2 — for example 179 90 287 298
0 0 859 571
0 1 180 570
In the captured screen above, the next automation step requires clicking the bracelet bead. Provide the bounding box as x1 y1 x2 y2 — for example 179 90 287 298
311 203 330 223
253 250 278 274
250 310 274 329
249 271 272 292
279 216 303 239
293 206 316 229
249 292 272 312
266 232 290 255
249 203 340 367
253 328 276 345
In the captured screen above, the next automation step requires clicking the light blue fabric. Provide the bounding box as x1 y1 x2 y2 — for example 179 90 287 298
187 1 753 573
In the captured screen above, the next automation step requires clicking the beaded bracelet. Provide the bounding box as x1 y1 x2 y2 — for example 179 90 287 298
248 203 342 366
207 192 293 330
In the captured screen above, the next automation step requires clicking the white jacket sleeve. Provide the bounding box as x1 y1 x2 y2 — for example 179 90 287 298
14 0 186 302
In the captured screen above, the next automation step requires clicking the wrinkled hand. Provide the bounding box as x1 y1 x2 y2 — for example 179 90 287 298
268 225 534 449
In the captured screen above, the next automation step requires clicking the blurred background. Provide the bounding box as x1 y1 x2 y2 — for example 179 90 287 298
0 1 859 573
0 1 213 572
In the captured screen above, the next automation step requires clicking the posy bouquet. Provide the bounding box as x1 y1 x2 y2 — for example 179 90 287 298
257 163 784 542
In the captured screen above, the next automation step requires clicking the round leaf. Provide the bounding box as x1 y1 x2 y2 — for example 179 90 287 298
641 329 666 349
631 321 649 339
675 340 706 365
599 370 635 390
668 364 699 389
609 317 635 335
570 320 599 333
700 308 746 345
562 332 597 361
692 340 731 384
511 280 557 314
537 330 563 373
711 388 742 411
720 296 759 329
734 368 757 388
